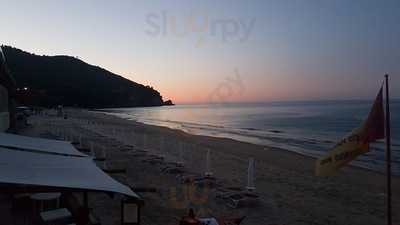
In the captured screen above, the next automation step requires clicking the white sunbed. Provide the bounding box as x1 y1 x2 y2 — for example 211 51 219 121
40 208 73 224
216 187 260 208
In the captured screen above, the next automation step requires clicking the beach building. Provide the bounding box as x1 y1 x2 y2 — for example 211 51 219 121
0 80 9 131
0 46 16 131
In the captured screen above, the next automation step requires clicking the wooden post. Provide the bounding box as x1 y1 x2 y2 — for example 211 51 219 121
121 198 143 225
384 74 392 225
83 192 88 209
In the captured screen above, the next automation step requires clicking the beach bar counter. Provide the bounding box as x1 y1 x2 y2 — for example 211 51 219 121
0 132 143 225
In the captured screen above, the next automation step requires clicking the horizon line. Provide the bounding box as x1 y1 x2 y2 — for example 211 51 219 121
173 98 400 105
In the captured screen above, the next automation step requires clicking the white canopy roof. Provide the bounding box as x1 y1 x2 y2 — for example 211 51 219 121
0 133 87 157
0 147 138 198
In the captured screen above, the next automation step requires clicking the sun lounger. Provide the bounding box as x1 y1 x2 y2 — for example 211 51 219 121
128 149 148 157
40 208 73 225
161 162 184 171
165 161 184 167
194 177 218 188
153 154 165 160
142 154 165 164
177 174 219 188
161 165 185 174
225 192 260 208
119 145 134 152
215 187 243 198
216 188 260 208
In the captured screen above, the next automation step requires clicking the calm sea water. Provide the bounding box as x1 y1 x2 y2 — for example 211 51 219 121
103 100 400 175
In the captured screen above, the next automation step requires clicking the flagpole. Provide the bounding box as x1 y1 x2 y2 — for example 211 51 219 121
384 74 392 225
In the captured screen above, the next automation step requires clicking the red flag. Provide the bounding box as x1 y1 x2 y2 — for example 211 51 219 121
362 86 385 143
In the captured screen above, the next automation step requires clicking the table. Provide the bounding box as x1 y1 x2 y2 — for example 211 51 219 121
30 192 61 212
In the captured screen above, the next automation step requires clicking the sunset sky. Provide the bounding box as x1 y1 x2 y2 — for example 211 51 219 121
1 0 399 103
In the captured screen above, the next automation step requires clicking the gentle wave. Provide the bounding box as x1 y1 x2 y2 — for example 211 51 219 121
102 101 400 176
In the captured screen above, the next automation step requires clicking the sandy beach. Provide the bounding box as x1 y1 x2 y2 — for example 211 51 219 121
19 108 399 225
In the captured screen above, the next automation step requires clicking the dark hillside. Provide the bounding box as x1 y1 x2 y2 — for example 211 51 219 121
2 46 172 108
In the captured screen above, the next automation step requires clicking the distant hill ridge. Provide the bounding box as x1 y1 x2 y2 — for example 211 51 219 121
2 46 173 108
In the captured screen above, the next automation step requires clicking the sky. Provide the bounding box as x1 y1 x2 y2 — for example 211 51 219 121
1 0 399 103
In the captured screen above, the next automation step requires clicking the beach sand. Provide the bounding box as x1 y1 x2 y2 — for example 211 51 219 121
20 108 399 225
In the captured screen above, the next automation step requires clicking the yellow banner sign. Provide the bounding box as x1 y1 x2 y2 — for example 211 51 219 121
315 87 384 176
315 126 369 176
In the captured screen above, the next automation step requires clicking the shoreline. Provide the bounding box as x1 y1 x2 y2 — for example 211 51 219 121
100 110 398 178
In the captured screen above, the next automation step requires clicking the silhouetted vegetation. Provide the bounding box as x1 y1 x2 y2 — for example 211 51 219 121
2 46 173 108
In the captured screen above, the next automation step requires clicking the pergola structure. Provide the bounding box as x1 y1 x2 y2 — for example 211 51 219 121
0 132 143 225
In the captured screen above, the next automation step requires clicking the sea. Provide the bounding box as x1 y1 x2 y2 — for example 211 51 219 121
102 100 400 176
